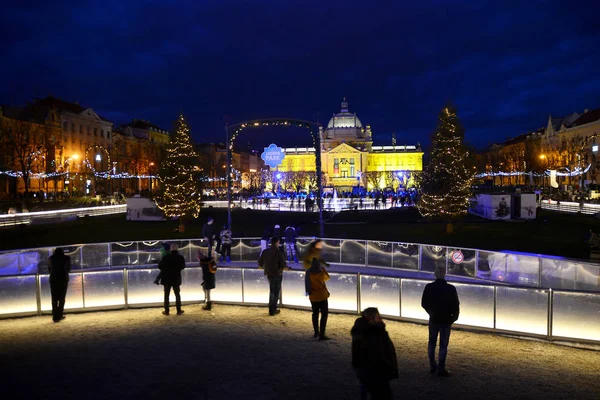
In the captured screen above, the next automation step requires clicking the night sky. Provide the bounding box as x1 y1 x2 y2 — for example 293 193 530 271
2 1 599 150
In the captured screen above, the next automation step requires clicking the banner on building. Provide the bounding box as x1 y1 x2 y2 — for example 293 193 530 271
550 170 558 188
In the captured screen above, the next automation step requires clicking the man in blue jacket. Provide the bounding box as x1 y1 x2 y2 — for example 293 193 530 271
421 267 460 376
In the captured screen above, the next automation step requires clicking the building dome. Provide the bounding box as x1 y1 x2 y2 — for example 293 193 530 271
327 99 362 129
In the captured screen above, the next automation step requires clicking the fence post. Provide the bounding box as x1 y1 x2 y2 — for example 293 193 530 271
107 243 112 269
418 245 423 271
36 274 42 316
547 289 553 341
365 240 369 267
356 273 361 314
241 269 245 303
493 286 497 330
339 240 342 264
81 272 86 309
398 278 403 318
390 243 394 269
123 268 129 309
474 250 479 278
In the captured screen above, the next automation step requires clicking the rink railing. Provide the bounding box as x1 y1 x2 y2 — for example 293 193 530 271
1 237 599 292
0 205 127 227
0 266 598 344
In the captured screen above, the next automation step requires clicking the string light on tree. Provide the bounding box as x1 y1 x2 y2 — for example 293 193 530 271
155 113 202 231
418 105 474 217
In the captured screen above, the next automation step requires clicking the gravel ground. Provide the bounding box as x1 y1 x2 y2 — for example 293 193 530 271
1 305 598 400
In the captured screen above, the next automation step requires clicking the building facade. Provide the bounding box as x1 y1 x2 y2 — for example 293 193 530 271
112 119 170 194
275 100 423 191
481 107 600 188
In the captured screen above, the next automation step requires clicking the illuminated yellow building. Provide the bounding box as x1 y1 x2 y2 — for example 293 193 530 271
275 99 423 190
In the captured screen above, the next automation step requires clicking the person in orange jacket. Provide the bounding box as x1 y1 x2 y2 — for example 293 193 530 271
304 240 331 340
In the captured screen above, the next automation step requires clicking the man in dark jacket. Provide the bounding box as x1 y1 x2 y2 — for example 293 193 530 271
158 244 186 315
421 267 460 376
49 248 71 323
258 237 290 316
351 307 398 399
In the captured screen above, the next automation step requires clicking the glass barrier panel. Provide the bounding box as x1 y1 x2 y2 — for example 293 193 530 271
40 273 84 311
210 268 242 303
392 243 419 270
367 241 392 268
360 275 400 317
552 291 600 342
176 240 194 263
0 275 38 315
400 279 429 320
575 263 600 292
477 250 508 282
138 240 164 266
421 246 447 273
282 270 309 308
63 245 83 270
83 271 125 308
322 240 341 264
23 248 51 275
0 251 21 276
180 267 205 302
81 244 110 269
505 254 539 287
240 239 262 262
496 287 548 335
541 258 576 290
189 239 208 262
126 269 164 305
447 248 475 277
296 238 313 260
111 242 139 267
327 273 358 312
453 283 494 328
242 269 269 304
230 239 242 261
341 240 366 265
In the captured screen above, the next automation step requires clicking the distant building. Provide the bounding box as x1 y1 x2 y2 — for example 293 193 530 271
274 99 423 191
481 107 600 187
112 119 170 194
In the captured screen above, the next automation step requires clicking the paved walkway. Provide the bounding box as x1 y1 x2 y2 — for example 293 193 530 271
1 305 598 400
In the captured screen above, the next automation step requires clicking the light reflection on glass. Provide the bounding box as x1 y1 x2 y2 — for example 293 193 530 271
360 275 400 317
496 287 548 335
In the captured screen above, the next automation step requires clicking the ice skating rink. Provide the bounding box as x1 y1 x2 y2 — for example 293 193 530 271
1 305 598 400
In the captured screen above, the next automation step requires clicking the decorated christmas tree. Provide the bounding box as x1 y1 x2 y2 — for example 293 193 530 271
418 105 473 218
155 114 201 231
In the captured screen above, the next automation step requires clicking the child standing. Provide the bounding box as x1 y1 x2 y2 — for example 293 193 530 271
198 250 217 310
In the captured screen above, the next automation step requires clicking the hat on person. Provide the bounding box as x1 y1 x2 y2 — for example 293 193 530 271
170 244 179 252
162 242 171 251
274 224 280 229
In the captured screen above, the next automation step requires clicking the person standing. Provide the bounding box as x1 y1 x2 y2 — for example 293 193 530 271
48 248 71 323
198 251 217 311
220 224 232 262
258 237 290 316
304 240 330 340
351 307 398 399
284 225 298 262
158 244 186 316
421 267 460 376
202 217 216 257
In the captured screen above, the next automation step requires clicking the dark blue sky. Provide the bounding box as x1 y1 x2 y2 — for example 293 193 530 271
2 0 599 150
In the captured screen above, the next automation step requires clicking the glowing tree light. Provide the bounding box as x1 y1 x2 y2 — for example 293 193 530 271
418 105 474 218
155 114 201 232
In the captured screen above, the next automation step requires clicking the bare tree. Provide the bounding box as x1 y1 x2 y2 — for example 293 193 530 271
383 171 397 188
288 171 308 193
363 171 383 190
1 119 47 200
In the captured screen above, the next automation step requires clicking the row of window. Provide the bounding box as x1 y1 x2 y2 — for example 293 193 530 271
63 121 111 139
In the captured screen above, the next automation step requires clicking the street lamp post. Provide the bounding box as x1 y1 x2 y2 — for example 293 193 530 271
539 154 548 189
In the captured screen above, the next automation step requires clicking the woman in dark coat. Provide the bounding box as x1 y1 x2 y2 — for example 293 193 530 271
48 248 71 322
198 250 217 311
351 307 398 399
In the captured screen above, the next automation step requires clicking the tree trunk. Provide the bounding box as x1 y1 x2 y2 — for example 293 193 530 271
178 216 185 233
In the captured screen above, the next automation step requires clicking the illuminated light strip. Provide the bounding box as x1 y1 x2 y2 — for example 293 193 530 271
0 205 126 220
